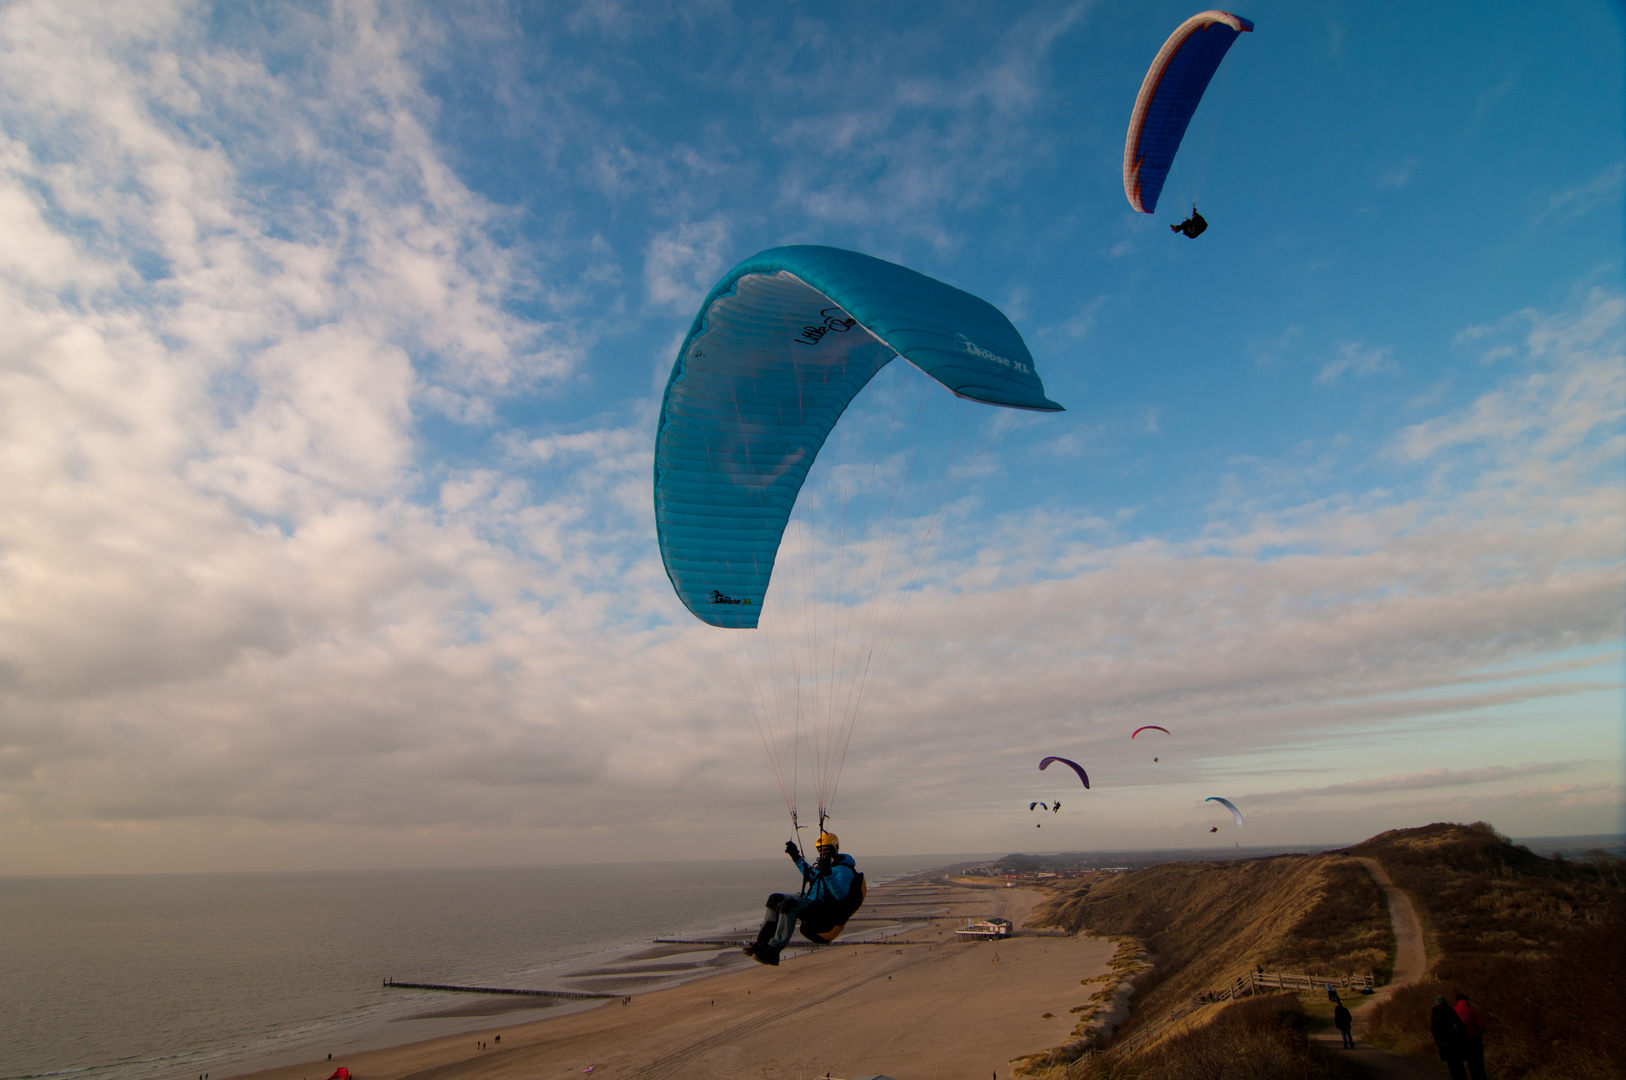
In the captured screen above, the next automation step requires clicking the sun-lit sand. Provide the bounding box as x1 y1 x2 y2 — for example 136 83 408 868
226 881 1113 1080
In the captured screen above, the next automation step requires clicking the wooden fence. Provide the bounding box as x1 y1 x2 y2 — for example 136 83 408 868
1109 968 1379 1057
1191 968 1375 1006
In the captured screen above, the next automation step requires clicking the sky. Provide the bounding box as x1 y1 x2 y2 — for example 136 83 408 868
0 0 1621 874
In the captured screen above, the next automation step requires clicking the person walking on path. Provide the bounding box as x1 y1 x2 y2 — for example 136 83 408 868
1431 995 1468 1080
1333 1001 1354 1049
1455 993 1488 1080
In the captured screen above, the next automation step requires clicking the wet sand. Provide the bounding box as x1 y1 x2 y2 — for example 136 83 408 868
225 881 1113 1080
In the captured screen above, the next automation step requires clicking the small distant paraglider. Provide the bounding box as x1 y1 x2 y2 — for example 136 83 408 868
1210 826 1218 833
1205 796 1245 829
1029 791 1066 826
1131 725 1170 762
1039 756 1090 788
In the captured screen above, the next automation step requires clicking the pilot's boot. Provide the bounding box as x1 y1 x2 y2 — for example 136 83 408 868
743 899 781 959
743 925 774 960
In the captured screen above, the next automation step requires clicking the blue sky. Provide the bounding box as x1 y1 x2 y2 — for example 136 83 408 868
0 0 1620 872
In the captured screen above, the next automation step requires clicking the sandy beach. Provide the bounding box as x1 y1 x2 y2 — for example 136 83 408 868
226 880 1112 1080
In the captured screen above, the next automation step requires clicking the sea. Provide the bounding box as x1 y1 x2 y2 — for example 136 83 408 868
0 855 955 1080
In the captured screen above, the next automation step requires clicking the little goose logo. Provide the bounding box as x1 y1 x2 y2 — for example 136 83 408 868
955 333 1030 374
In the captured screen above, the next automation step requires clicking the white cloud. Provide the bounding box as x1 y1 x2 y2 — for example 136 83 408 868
1398 291 1623 460
760 4 1090 245
1039 295 1107 342
1377 158 1420 189
1533 163 1623 224
644 217 730 311
1317 340 1394 383
1241 762 1579 805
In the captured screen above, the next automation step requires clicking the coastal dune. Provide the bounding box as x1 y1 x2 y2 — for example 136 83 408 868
229 882 1113 1080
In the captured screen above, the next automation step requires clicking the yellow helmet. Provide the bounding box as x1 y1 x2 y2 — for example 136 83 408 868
816 831 839 851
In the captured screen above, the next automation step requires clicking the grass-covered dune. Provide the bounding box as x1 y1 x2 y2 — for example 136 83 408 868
1029 851 1390 1045
1018 822 1625 1080
1354 822 1625 1080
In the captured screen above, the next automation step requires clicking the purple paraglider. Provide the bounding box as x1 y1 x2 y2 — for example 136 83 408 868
1039 756 1090 789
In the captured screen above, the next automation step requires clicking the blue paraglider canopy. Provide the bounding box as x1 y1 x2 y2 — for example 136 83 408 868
654 245 1062 630
1205 796 1245 828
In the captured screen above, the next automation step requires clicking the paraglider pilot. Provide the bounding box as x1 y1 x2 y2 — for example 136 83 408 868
744 832 858 967
1171 208 1208 238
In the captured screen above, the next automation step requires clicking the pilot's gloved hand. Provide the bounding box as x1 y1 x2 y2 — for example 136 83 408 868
785 841 801 860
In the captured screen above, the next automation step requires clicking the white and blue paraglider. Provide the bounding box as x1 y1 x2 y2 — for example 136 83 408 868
1205 796 1245 830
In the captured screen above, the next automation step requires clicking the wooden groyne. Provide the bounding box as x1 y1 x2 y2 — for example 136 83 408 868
383 978 617 1001
651 937 931 947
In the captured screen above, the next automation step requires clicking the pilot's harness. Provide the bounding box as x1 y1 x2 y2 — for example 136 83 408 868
787 806 866 943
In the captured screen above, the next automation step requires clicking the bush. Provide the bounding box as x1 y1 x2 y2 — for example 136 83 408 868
1063 996 1346 1080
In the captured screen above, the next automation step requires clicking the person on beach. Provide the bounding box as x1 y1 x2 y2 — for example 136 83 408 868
1431 995 1468 1080
1454 993 1488 1080
743 831 860 966
1333 1001 1353 1049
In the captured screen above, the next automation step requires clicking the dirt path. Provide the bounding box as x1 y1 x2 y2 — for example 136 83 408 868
1322 1046 1451 1080
1356 859 1428 1001
1311 858 1441 1077
1345 856 1428 1033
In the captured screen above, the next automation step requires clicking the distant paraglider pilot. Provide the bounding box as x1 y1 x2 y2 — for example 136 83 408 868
744 832 865 966
1171 208 1208 238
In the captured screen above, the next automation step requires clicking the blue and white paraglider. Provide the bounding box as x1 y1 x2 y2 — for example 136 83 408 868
1205 796 1245 829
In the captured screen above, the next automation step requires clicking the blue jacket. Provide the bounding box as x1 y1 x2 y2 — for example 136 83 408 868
795 852 856 904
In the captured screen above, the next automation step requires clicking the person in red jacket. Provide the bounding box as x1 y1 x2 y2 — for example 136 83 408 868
1431 996 1467 1080
1454 993 1487 1080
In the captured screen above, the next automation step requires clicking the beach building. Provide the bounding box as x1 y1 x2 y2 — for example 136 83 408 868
955 917 1012 940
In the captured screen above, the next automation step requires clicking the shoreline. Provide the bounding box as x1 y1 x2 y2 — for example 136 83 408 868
216 877 1112 1080
207 873 960 1078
